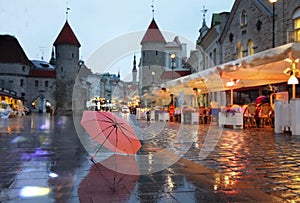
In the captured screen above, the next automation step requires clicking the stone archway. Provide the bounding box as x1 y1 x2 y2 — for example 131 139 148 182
31 95 53 113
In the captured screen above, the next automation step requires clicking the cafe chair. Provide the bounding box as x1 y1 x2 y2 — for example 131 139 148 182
258 103 272 127
243 103 257 128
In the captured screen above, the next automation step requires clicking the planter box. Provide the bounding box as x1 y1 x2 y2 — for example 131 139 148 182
158 112 169 121
218 112 243 129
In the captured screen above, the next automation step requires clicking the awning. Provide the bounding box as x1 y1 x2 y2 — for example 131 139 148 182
161 43 300 95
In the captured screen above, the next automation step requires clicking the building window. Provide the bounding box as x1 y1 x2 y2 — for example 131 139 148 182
229 33 234 42
9 80 13 83
240 10 247 27
247 40 254 56
156 51 158 55
61 67 64 72
293 8 300 42
45 81 48 87
237 42 243 59
22 66 26 72
72 53 74 58
20 79 24 87
213 48 217 65
35 80 38 87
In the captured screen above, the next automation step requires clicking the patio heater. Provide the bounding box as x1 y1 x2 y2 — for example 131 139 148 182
226 79 239 105
284 58 300 99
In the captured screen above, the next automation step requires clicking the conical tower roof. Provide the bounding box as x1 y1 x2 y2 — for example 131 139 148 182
141 18 166 45
54 21 81 47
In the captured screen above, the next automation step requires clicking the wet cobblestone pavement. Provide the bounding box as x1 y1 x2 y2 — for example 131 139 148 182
0 113 299 202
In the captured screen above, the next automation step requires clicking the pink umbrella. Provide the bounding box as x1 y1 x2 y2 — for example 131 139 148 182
256 95 266 104
80 111 141 157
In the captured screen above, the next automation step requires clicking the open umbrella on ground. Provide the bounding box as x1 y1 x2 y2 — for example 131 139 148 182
81 111 142 159
78 154 140 202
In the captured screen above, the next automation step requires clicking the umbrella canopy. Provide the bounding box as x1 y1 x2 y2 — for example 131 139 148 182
81 111 141 155
78 154 140 202
256 95 270 104
161 43 300 95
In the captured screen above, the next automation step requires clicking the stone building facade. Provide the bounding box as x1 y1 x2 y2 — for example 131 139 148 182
195 0 300 105
0 20 81 114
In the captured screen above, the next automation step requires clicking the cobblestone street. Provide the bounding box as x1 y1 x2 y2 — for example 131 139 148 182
0 113 299 202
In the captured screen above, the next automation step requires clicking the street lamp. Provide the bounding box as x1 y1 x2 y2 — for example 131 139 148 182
269 0 278 48
170 53 176 80
151 71 155 85
284 57 300 99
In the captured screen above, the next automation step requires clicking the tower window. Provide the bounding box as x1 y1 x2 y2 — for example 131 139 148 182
45 81 48 87
22 66 26 72
72 53 74 58
240 10 247 27
20 79 24 87
156 51 158 55
35 80 39 87
61 67 64 72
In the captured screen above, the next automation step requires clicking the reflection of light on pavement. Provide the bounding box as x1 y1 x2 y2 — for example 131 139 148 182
48 172 59 178
166 175 175 191
40 117 50 130
214 175 220 191
148 153 153 173
19 186 50 197
10 136 26 143
213 173 237 194
31 118 35 129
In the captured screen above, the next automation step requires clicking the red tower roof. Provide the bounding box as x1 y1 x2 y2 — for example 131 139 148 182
54 21 81 47
141 19 166 44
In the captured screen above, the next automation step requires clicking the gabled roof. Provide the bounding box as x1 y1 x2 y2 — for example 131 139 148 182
54 21 81 47
141 18 166 44
29 60 56 78
219 0 272 43
165 36 182 48
0 35 33 66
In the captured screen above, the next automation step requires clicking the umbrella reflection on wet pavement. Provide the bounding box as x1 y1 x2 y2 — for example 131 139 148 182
78 154 140 202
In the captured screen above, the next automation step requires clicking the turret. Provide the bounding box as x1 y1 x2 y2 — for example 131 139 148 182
53 20 81 115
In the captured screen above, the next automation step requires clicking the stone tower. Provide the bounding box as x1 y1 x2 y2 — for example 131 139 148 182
53 21 81 115
140 18 166 95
